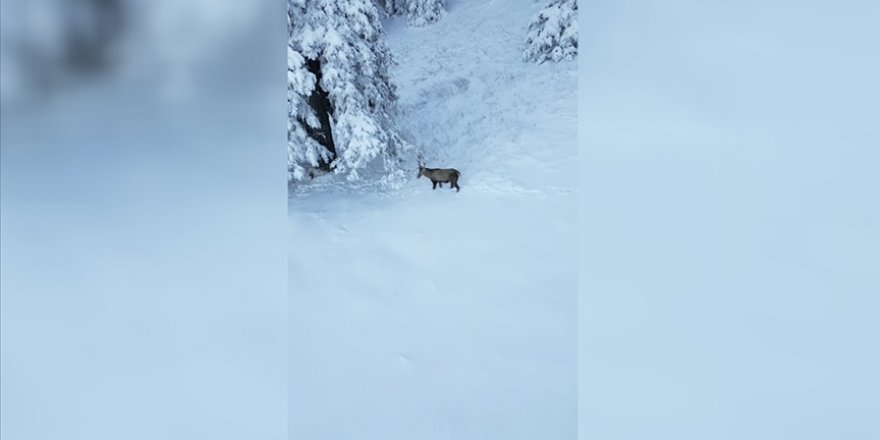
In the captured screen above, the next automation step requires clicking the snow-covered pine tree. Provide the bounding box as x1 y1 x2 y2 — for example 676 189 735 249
405 0 445 27
377 0 445 27
523 0 578 64
288 0 407 182
377 0 406 17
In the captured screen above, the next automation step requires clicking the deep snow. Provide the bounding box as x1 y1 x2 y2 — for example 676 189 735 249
288 1 577 438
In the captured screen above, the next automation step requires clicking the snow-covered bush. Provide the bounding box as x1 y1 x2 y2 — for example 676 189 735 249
523 0 578 64
377 0 445 27
288 0 407 182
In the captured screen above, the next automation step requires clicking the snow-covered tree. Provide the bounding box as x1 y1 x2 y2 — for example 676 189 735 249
377 0 445 27
523 0 578 64
288 0 407 182
376 0 406 16
405 0 445 27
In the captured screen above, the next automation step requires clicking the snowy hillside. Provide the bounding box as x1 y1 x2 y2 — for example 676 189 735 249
288 1 577 438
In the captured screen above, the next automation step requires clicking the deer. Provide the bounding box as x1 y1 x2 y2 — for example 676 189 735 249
417 158 461 192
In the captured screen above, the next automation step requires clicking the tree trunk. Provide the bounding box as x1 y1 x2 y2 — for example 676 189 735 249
302 58 336 171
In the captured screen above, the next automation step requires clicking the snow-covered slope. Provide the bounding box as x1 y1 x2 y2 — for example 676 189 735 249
289 1 577 438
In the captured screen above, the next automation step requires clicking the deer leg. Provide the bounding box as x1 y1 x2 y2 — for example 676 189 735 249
432 181 437 190
438 182 443 187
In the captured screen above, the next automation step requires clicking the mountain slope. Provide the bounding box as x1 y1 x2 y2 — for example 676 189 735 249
289 1 577 438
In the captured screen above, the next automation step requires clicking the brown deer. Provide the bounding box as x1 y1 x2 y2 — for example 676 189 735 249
418 159 461 192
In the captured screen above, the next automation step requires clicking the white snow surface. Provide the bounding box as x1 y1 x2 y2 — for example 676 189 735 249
288 0 577 438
